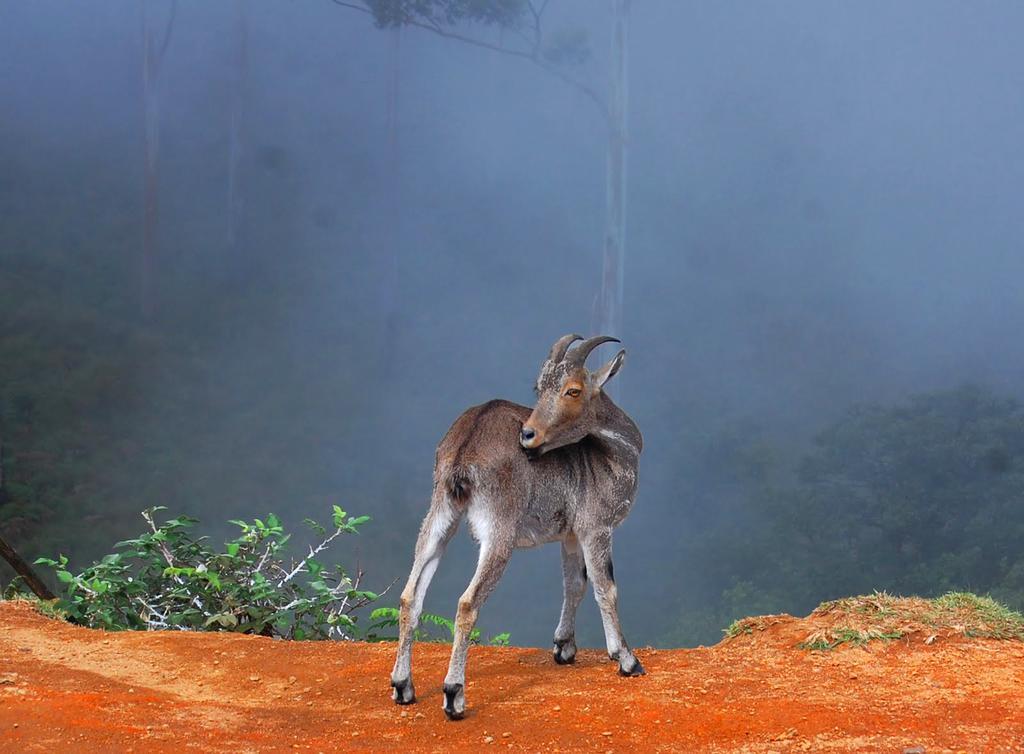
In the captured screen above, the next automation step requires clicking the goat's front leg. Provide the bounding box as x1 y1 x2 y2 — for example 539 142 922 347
552 534 587 664
581 529 645 677
391 493 461 705
442 533 513 720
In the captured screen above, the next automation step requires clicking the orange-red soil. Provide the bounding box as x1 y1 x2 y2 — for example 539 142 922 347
0 600 1022 752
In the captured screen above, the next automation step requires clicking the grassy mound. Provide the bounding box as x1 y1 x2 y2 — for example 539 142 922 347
725 591 1024 650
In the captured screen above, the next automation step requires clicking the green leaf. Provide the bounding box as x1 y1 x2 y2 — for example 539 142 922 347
331 505 346 528
204 613 239 628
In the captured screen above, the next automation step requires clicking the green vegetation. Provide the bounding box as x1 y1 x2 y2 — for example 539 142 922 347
721 591 1024 651
668 386 1024 646
368 606 511 646
796 591 1024 650
723 618 753 639
31 506 379 639
928 592 1024 639
5 506 513 646
798 626 905 651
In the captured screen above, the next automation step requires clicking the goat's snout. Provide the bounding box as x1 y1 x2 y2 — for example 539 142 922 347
520 425 540 449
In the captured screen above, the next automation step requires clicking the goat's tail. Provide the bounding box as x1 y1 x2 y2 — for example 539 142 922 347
444 464 473 504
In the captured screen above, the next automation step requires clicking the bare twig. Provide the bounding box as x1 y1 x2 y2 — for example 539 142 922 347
276 527 346 587
142 509 176 568
253 541 274 580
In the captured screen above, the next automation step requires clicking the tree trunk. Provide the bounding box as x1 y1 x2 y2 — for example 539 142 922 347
595 0 630 379
140 0 176 319
0 534 55 601
142 9 159 319
227 0 248 254
378 27 402 376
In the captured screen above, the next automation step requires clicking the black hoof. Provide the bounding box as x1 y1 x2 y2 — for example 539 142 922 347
618 656 646 677
553 638 577 665
391 678 416 705
442 682 465 720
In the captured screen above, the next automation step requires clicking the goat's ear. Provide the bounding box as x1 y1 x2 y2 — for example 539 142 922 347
592 349 626 391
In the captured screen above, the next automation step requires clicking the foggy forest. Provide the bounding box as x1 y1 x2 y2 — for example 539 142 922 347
3 0 1024 655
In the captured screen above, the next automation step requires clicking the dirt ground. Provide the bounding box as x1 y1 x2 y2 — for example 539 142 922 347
0 601 1022 753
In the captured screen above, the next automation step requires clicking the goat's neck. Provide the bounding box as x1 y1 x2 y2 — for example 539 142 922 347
589 391 641 461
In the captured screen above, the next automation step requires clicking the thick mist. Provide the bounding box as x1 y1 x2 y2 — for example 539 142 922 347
2 1 1023 647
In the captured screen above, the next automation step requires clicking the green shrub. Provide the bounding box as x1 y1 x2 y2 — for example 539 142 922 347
34 506 378 639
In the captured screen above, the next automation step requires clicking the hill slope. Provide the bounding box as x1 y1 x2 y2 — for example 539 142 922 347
0 600 1022 752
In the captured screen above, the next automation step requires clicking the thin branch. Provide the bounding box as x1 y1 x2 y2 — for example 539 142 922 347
276 526 346 587
329 0 373 16
526 0 542 48
328 0 608 120
508 24 540 53
143 510 176 568
253 542 274 579
529 57 608 119
335 566 362 617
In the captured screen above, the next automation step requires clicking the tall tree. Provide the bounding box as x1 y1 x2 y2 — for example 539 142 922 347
597 0 630 348
333 1 632 346
379 26 403 376
227 0 248 255
141 0 177 318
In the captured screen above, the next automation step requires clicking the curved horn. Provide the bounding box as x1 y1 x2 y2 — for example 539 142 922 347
547 333 583 363
566 335 621 368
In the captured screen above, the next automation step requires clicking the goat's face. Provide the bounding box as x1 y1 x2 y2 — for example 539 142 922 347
520 334 626 455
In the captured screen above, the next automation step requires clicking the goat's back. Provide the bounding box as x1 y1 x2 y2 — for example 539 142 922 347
435 399 530 502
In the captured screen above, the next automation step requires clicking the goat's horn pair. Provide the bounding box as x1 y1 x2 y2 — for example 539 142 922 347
548 333 583 363
548 333 621 367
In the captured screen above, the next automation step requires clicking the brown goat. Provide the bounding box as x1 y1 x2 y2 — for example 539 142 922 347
390 334 644 719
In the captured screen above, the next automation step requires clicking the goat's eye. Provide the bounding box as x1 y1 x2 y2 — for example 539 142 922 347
565 388 582 398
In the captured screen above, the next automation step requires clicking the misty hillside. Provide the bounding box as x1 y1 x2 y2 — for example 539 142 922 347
2 0 1024 649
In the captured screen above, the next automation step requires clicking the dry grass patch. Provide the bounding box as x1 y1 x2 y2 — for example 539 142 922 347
798 591 1024 650
723 613 792 639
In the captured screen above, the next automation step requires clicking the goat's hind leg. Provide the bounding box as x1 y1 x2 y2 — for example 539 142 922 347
581 529 645 677
390 492 461 704
442 529 513 720
553 534 587 665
